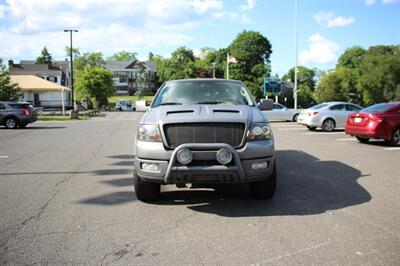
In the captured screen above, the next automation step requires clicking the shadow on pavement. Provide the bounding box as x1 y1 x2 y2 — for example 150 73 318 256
147 150 371 217
108 155 135 160
112 161 133 166
0 169 131 176
95 169 131 175
358 140 393 147
79 191 136 205
101 178 133 187
0 126 66 130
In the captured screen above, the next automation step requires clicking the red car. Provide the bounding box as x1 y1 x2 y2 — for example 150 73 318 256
345 102 400 145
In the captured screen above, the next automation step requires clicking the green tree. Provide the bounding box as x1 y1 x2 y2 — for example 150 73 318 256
156 47 196 82
36 46 53 64
316 45 400 105
203 48 228 79
337 46 366 69
134 61 148 97
227 30 272 98
282 66 316 104
0 59 22 101
315 71 347 102
357 49 400 104
108 51 137 61
75 67 115 106
74 52 105 75
64 46 80 59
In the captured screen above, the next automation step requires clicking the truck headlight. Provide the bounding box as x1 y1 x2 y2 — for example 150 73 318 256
137 124 162 142
247 123 273 141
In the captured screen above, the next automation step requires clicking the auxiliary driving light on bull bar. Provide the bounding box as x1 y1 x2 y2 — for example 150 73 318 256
251 161 268 170
177 148 193 165
216 147 233 165
141 163 160 172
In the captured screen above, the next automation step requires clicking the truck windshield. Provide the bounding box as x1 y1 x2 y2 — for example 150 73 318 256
152 80 254 107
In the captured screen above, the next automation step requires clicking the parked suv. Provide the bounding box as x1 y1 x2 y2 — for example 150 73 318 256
0 102 37 129
133 79 276 201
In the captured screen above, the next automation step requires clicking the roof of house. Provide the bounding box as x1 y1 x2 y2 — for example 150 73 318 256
105 60 133 70
105 59 157 72
144 60 157 72
10 63 62 77
20 60 70 66
10 75 71 91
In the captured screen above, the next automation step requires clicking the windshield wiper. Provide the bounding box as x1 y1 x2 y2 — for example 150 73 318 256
196 101 224 104
159 102 182 106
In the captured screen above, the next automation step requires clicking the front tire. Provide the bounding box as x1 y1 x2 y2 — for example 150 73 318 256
356 137 369 143
292 113 299 122
390 128 400 146
4 117 18 129
133 168 160 201
321 119 335 132
249 162 277 199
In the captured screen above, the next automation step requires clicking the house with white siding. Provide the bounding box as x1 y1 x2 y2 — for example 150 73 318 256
10 75 71 110
8 60 72 108
105 59 157 95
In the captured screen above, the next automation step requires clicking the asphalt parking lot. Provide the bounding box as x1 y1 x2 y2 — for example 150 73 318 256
1 112 399 265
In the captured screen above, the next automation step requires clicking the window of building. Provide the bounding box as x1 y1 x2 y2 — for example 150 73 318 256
48 76 58 82
113 72 128 83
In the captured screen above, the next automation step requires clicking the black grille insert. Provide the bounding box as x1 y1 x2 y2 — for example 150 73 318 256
164 123 245 148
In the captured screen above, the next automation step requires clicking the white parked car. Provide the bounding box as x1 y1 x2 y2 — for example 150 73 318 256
297 102 362 132
262 103 300 122
115 99 135 111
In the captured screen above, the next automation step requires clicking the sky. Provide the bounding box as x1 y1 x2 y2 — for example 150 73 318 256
0 0 399 76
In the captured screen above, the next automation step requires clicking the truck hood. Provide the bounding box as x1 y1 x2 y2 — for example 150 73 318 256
140 105 266 125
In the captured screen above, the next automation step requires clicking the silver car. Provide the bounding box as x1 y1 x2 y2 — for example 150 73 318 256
133 79 276 201
262 103 300 122
297 102 362 132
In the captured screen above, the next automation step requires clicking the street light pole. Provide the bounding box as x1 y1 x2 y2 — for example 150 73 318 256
64 29 78 110
294 0 298 110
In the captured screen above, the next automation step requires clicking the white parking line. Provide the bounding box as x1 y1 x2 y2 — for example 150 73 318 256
278 128 306 131
303 132 344 135
383 147 400 151
271 124 302 127
0 156 9 159
336 138 356 141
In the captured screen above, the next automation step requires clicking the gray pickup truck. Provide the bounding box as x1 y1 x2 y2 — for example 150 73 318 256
133 79 276 201
0 101 37 129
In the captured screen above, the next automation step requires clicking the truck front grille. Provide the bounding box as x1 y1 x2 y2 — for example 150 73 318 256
163 123 245 149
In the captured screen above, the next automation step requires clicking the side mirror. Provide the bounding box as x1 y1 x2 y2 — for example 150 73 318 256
258 99 274 111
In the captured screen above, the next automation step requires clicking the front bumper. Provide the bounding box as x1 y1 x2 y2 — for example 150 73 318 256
134 142 275 184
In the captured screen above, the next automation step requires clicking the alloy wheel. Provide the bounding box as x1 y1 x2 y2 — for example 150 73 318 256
5 118 16 129
393 129 400 145
322 119 335 132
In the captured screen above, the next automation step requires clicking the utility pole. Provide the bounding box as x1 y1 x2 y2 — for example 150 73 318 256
211 62 216 78
294 0 298 110
64 29 78 111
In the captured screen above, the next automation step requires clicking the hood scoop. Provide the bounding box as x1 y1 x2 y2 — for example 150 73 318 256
213 109 240 114
166 110 194 116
